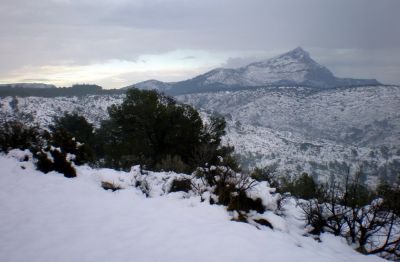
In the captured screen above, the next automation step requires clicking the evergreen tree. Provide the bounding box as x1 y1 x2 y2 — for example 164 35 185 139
98 88 235 171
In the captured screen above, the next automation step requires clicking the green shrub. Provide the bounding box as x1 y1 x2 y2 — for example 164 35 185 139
36 147 77 178
278 173 318 200
251 165 278 187
169 178 192 193
156 155 190 173
0 121 44 152
50 113 95 165
196 165 264 219
51 112 94 145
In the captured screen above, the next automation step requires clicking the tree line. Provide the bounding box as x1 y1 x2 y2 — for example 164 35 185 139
0 84 125 97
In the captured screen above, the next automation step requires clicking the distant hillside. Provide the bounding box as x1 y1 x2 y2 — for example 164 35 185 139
0 83 57 89
177 85 400 182
0 84 125 97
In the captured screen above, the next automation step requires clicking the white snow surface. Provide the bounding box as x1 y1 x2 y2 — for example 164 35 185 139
0 152 384 262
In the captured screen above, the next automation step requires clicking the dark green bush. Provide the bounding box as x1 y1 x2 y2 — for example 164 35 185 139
292 173 318 200
0 121 44 152
196 165 264 219
36 147 77 178
169 178 192 193
50 113 95 165
277 173 319 200
51 112 94 144
156 155 190 173
251 166 279 187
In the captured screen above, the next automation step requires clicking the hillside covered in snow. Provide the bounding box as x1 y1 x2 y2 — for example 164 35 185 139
1 84 399 183
178 85 400 182
0 151 386 262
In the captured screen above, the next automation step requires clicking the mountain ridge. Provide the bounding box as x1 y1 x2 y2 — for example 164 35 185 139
0 83 57 89
130 47 381 94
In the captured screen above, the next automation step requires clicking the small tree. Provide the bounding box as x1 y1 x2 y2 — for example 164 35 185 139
292 173 318 200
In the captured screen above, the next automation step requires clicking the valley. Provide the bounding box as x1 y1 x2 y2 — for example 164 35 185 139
1 84 399 184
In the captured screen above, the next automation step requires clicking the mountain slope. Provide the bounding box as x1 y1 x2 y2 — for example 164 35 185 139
132 47 381 94
0 152 384 262
1 85 398 182
178 85 400 147
178 85 400 181
124 79 174 93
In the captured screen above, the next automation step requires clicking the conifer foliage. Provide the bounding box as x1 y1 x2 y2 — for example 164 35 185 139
97 88 233 172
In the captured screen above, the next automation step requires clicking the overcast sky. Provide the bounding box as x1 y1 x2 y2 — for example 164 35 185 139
0 0 399 88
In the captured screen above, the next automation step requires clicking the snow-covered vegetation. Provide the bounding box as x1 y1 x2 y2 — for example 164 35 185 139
1 88 399 261
0 151 387 262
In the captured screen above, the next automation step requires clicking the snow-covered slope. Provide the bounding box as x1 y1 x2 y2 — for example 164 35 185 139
125 79 174 93
178 85 400 182
191 47 380 88
0 95 123 127
133 47 381 94
1 85 399 182
0 152 384 262
178 86 400 147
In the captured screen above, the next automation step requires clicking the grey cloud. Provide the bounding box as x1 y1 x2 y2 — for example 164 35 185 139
222 57 261 68
21 78 53 82
0 0 399 85
181 56 196 60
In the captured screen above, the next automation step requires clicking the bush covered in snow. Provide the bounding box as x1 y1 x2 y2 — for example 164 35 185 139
298 173 400 260
0 121 44 153
0 118 88 178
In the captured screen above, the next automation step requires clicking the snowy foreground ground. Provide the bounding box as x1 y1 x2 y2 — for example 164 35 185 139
0 152 384 262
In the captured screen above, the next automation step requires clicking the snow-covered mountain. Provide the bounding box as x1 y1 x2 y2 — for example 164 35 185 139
132 47 381 94
124 79 174 93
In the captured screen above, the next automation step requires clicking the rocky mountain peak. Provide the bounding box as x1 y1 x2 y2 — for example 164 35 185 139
132 47 382 94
